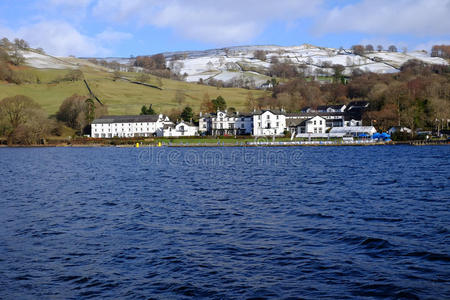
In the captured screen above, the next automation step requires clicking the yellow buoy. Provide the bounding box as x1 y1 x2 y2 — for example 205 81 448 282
136 142 140 148
158 142 162 147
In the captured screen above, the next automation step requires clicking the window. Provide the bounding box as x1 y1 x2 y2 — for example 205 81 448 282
258 122 261 127
241 124 244 128
258 116 261 120
276 115 279 120
267 115 270 119
203 124 206 128
220 123 223 129
276 122 279 127
241 117 244 121
314 120 316 125
320 120 322 125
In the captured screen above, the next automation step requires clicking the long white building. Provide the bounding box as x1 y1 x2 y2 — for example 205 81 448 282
91 114 172 138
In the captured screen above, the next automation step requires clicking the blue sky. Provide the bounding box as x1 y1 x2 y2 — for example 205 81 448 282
0 0 449 57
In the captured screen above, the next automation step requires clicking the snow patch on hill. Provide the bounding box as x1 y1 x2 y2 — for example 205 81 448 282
159 44 448 87
22 44 448 89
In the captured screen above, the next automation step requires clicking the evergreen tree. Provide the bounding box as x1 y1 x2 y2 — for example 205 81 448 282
180 106 193 122
212 96 226 111
140 104 156 115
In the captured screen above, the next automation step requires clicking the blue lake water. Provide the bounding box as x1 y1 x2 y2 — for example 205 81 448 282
0 146 449 299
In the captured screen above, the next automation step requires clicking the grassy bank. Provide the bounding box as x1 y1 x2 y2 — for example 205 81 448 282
0 65 266 116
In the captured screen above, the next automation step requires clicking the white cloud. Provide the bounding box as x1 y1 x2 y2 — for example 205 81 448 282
414 40 450 52
0 21 109 57
93 0 322 45
47 0 93 7
315 0 450 36
44 0 95 20
96 29 132 44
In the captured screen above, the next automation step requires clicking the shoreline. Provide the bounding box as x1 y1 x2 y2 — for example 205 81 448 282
1 140 448 148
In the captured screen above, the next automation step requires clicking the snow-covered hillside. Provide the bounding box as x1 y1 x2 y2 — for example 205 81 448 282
21 50 107 70
158 44 448 87
21 44 448 89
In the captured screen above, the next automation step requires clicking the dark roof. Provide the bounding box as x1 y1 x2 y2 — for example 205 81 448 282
286 112 344 117
200 111 252 118
328 104 346 109
286 119 303 127
252 109 285 115
300 106 311 112
347 101 369 109
92 115 160 124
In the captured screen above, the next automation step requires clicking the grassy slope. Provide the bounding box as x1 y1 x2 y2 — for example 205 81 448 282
0 64 267 116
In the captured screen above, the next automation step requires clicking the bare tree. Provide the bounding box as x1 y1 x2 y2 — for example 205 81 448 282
351 45 365 55
0 95 51 144
365 44 374 52
377 45 383 52
254 50 267 61
388 45 398 52
56 94 107 131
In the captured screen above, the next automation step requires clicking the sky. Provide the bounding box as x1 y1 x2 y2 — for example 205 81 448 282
0 0 449 57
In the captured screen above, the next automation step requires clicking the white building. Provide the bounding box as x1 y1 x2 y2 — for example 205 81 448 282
91 114 171 138
162 121 198 137
297 116 326 134
252 110 286 136
199 110 252 136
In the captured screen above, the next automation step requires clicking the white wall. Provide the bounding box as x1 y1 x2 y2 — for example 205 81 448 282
305 116 326 134
91 114 169 138
163 122 198 137
253 111 286 136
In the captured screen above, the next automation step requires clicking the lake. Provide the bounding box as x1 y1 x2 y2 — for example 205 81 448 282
0 146 449 299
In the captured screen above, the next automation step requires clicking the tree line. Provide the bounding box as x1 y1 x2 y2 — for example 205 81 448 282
0 93 108 145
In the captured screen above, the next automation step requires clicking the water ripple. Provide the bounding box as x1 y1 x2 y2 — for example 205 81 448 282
0 146 449 299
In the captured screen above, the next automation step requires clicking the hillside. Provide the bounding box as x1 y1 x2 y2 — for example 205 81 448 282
94 44 448 88
0 50 266 115
1 44 448 116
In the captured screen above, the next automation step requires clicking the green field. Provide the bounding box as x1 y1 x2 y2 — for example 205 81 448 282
0 65 267 116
